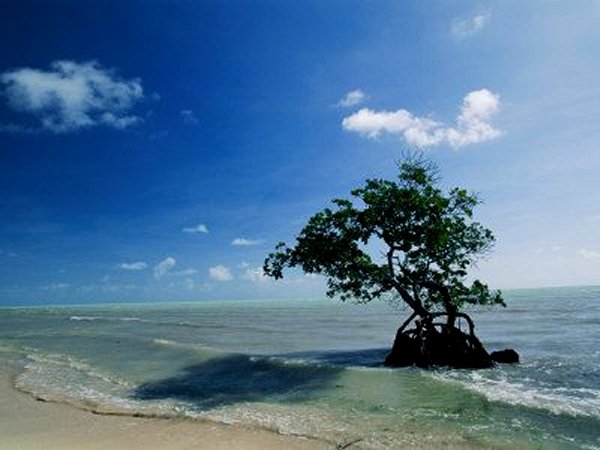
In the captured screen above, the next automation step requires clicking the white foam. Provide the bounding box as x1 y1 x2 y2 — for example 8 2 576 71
14 350 182 417
17 350 131 389
431 370 600 418
200 402 348 439
69 315 143 322
150 338 220 356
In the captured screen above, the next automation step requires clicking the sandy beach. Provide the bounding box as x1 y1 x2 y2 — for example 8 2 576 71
0 366 538 450
0 370 328 450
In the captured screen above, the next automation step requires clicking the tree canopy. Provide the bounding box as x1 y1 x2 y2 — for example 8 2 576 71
264 157 504 322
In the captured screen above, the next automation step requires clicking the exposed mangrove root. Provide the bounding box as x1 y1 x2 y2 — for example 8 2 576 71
384 312 495 369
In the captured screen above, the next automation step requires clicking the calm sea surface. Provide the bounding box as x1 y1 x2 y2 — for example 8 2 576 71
0 286 599 449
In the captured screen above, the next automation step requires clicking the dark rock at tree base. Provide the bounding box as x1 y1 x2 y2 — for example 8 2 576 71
384 326 494 369
490 349 520 364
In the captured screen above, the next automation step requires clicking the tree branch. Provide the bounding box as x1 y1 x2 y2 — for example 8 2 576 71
421 280 457 328
386 247 430 318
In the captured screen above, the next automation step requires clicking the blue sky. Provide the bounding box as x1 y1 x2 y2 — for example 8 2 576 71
1 1 599 305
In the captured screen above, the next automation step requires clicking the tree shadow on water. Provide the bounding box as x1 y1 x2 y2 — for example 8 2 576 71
131 353 344 410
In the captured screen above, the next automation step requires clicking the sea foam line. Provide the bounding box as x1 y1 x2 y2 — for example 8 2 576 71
69 315 144 322
68 315 231 330
11 350 337 446
431 370 600 419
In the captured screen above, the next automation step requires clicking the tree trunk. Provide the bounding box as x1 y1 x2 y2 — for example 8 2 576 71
421 281 457 329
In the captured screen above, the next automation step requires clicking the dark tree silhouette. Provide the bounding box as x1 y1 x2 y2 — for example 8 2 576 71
264 156 510 369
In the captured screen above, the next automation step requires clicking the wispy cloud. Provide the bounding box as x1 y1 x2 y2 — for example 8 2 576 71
167 277 197 290
452 11 491 39
42 282 70 290
342 89 501 148
209 264 233 282
180 109 199 125
154 257 176 279
337 89 367 108
578 249 600 260
182 223 209 234
171 268 198 276
0 60 144 133
0 249 17 257
242 266 268 283
76 282 138 294
534 245 563 255
118 261 148 270
231 238 263 246
181 278 195 290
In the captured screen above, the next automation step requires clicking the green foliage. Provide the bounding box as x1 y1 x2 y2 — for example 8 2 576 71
264 156 504 314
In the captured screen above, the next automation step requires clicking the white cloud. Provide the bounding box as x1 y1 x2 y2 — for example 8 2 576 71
578 249 600 260
452 11 491 39
242 266 268 284
342 89 501 148
231 238 263 246
209 264 233 282
180 109 199 125
118 261 148 271
0 60 144 133
182 223 209 234
154 257 176 280
337 89 367 108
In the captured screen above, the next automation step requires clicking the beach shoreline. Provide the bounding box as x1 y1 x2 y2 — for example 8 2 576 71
3 290 597 450
0 363 537 450
0 367 330 450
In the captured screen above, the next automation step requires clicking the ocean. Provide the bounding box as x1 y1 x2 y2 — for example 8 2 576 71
0 286 599 449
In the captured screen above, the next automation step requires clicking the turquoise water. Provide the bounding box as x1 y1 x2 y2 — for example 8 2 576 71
0 286 599 448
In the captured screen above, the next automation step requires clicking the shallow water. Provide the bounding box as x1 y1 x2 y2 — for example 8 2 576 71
0 286 599 449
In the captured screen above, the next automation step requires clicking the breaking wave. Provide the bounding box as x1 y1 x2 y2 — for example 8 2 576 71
431 367 600 419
